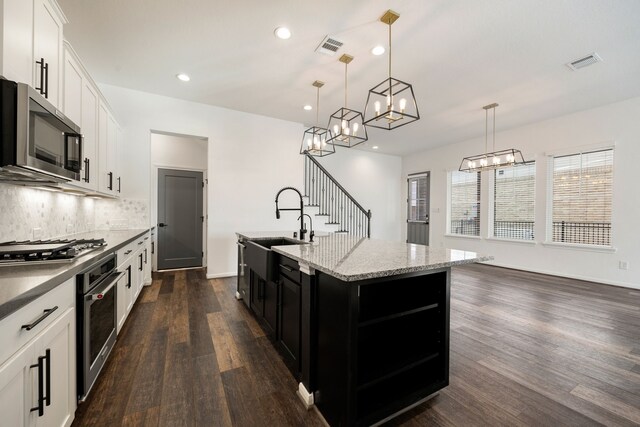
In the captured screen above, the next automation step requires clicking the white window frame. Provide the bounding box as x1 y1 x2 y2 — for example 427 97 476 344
446 170 482 238
544 142 616 252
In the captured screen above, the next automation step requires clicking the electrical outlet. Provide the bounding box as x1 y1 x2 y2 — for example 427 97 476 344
619 261 629 270
32 227 43 240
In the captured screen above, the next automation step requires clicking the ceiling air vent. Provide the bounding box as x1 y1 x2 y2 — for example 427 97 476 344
315 35 344 56
566 53 603 71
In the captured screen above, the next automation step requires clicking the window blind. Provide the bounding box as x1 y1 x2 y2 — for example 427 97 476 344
408 175 428 222
552 149 613 246
494 162 535 240
450 171 480 236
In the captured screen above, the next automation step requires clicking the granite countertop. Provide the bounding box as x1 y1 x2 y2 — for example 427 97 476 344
237 232 492 282
0 228 150 321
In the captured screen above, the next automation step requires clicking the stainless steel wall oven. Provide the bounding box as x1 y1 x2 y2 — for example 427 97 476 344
76 253 122 401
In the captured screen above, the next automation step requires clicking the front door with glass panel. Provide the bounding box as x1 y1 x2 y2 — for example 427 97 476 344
407 173 430 245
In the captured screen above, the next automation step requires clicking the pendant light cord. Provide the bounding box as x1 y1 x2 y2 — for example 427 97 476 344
484 108 488 154
345 62 348 108
316 86 319 127
388 20 392 79
493 107 496 151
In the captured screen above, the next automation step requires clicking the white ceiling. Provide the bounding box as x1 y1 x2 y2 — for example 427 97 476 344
58 0 640 156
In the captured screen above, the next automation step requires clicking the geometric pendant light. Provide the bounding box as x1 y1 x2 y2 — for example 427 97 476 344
363 10 420 130
300 80 335 157
327 54 368 147
458 103 526 172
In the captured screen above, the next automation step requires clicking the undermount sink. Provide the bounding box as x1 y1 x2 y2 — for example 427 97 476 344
245 237 306 281
251 237 306 249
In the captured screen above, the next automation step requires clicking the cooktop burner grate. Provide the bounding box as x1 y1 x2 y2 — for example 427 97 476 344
0 238 107 266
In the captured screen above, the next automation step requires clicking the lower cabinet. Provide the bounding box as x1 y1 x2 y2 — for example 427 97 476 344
278 275 301 374
116 261 133 334
0 307 76 427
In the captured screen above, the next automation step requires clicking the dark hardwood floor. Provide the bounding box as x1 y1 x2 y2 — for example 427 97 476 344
72 265 640 427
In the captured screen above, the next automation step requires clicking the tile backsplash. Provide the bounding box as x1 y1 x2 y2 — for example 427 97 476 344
0 183 149 242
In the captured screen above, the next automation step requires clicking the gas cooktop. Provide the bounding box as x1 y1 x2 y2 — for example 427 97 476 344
0 238 107 266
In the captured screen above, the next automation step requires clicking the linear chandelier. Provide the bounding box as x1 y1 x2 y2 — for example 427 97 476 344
327 54 368 147
363 10 419 130
459 103 526 172
300 80 335 157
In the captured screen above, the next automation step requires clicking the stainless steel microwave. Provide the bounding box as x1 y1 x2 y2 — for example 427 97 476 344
0 78 83 184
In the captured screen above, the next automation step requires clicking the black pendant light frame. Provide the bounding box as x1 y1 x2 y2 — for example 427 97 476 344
300 80 335 157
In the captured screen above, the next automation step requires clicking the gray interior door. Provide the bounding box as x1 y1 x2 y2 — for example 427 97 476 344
407 173 430 245
157 168 203 270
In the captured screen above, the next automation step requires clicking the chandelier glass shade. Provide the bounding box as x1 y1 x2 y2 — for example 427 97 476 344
458 103 527 172
363 10 420 131
300 80 335 157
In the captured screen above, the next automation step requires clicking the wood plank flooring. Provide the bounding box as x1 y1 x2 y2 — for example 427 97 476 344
72 265 640 427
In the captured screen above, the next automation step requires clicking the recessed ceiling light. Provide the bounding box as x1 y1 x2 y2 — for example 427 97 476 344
274 26 292 40
303 105 312 111
371 46 385 56
372 146 379 150
176 73 190 82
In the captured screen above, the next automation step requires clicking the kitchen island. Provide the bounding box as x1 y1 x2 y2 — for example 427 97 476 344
236 232 490 426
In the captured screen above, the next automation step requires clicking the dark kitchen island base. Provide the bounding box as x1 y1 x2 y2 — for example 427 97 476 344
313 268 450 427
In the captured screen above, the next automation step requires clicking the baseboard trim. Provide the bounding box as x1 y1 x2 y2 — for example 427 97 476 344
479 260 639 290
297 382 314 409
206 272 236 279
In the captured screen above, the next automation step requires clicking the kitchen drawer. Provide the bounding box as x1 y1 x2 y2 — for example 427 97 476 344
0 278 74 366
117 233 147 268
279 255 300 284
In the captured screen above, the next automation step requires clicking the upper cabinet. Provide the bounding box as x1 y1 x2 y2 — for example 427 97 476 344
1 0 121 196
32 0 65 107
0 0 34 84
0 0 65 107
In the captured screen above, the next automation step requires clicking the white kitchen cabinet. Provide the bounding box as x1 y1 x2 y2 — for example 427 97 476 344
97 101 120 196
62 42 99 191
116 259 133 334
0 0 34 84
32 0 65 107
0 304 75 427
79 75 99 190
143 237 152 286
61 43 82 126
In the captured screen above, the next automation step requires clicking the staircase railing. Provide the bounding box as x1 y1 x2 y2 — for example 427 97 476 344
304 153 371 238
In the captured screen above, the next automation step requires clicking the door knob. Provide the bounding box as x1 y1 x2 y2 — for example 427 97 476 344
158 223 168 227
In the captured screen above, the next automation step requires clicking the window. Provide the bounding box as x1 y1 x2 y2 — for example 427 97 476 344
551 149 613 246
408 174 428 222
493 162 535 240
449 171 480 236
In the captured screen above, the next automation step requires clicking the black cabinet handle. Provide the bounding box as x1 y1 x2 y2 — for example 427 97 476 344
36 58 45 95
108 172 113 190
43 61 49 99
279 264 294 272
30 353 46 416
124 249 132 255
126 265 132 288
117 177 121 193
21 306 58 331
151 242 154 254
139 253 143 271
83 158 90 182
158 223 168 227
44 349 51 407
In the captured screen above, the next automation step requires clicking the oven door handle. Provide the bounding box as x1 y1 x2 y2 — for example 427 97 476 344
88 271 124 301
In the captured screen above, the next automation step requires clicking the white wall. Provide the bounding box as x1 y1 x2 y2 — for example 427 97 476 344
402 96 640 289
317 148 403 241
100 84 305 277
